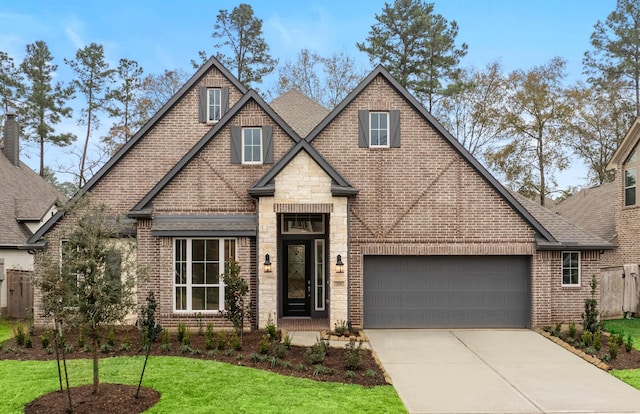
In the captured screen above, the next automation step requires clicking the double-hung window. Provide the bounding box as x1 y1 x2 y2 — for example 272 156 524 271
208 88 221 122
561 251 580 286
242 127 262 164
625 150 637 206
174 238 236 311
370 112 389 147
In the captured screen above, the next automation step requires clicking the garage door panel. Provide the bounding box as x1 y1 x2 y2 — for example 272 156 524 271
363 256 530 328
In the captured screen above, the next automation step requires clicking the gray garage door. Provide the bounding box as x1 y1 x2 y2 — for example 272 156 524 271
363 255 530 328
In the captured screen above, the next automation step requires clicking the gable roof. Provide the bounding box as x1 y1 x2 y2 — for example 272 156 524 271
248 138 358 197
270 90 329 137
130 90 303 214
555 183 617 243
511 191 614 250
0 154 64 247
306 64 555 242
608 116 640 171
28 56 247 245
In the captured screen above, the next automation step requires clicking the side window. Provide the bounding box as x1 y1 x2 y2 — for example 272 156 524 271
561 251 580 286
625 167 636 206
199 87 229 123
242 127 262 164
358 110 400 148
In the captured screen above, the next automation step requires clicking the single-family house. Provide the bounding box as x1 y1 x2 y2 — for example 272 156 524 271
0 112 65 318
28 58 614 329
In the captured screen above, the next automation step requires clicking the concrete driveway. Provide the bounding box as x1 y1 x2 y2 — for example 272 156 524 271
366 329 640 414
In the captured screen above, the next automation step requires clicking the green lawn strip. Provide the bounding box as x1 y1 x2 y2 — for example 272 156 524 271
604 319 640 350
0 356 405 413
0 319 17 343
610 369 640 390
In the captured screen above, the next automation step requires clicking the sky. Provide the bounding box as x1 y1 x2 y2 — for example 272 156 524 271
0 0 619 191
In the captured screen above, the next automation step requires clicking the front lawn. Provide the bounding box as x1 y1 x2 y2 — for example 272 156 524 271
610 369 640 390
0 319 17 343
0 356 405 413
604 318 640 350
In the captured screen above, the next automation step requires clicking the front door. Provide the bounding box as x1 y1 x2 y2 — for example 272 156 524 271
283 240 311 316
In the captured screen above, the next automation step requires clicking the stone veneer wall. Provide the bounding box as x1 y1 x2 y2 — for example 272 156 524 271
258 151 349 328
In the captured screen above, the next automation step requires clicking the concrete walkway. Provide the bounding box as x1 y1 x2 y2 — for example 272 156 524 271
366 329 640 414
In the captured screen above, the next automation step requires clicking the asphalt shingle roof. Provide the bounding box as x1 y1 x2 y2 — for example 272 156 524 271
270 90 329 137
555 183 616 243
0 152 65 247
510 190 614 250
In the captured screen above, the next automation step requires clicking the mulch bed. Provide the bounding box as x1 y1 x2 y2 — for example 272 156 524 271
2 326 387 413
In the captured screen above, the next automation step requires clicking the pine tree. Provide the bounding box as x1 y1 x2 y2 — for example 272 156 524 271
19 41 75 176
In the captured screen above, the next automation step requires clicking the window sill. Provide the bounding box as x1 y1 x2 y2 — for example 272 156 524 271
172 310 224 315
561 284 581 289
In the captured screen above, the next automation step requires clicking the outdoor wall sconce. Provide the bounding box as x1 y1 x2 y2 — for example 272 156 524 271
264 254 272 273
336 254 344 273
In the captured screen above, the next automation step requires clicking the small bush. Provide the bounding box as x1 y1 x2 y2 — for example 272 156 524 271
65 344 75 354
593 331 602 351
265 314 277 339
334 319 349 336
364 369 377 378
207 349 217 357
610 341 619 359
24 335 32 349
205 323 215 349
269 356 280 368
100 343 113 353
282 333 292 349
625 334 633 353
273 342 288 358
602 353 611 363
259 334 271 355
295 363 308 372
205 337 215 350
584 346 596 356
196 313 204 336
224 349 235 356
581 276 600 334
313 365 331 376
119 338 131 352
250 352 261 363
40 330 53 349
216 332 227 350
344 370 356 379
107 326 116 347
281 360 292 369
552 321 563 337
345 340 364 370
235 353 244 361
179 344 192 354
13 324 26 346
182 328 191 346
177 323 187 343
565 337 575 345
568 321 577 339
305 341 327 365
230 331 242 351
581 331 593 347
610 333 624 347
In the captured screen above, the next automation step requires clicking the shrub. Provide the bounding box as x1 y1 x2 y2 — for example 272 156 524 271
282 333 292 349
581 331 593 347
269 356 280 368
568 321 577 339
553 321 563 337
610 341 619 359
24 335 32 349
593 331 602 351
196 312 204 336
344 370 356 379
334 319 349 336
222 260 250 340
625 334 633 353
265 314 277 339
161 329 170 348
216 332 227 350
40 330 53 349
584 346 596 356
305 340 327 365
13 324 26 346
610 333 624 347
295 363 308 372
345 340 364 370
182 328 191 346
581 276 600 334
281 360 292 369
119 337 131 352
177 323 187 343
205 323 215 349
273 342 288 358
364 369 377 378
100 343 113 353
259 334 271 355
107 326 116 347
230 331 242 351
250 352 261 363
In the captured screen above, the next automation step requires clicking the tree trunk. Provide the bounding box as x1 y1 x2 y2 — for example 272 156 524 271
538 131 545 207
92 332 99 395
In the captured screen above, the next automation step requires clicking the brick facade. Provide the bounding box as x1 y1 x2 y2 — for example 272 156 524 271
32 61 604 329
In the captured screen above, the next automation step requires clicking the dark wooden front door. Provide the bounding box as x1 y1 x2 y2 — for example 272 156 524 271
283 240 311 316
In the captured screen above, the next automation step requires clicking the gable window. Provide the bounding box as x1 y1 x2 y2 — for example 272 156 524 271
174 238 236 312
562 251 580 286
626 167 636 206
198 87 229 123
230 125 274 165
242 127 262 164
358 109 401 148
370 112 389 147
208 89 221 122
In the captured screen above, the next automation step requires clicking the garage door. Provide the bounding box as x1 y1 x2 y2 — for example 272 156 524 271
363 255 530 328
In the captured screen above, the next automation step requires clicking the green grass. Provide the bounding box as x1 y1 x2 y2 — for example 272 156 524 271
0 319 18 343
611 369 640 390
0 356 405 413
604 318 640 350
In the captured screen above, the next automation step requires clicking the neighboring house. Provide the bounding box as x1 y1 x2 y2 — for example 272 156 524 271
0 113 64 317
28 57 614 329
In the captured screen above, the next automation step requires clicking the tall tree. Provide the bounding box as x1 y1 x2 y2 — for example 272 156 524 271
566 80 634 184
195 3 277 88
134 68 189 127
0 51 24 114
357 0 467 111
434 62 504 158
583 0 640 115
103 58 144 155
485 57 573 206
19 41 75 176
65 43 114 187
276 49 364 109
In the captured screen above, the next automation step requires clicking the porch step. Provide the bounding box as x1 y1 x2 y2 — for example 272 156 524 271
278 317 329 331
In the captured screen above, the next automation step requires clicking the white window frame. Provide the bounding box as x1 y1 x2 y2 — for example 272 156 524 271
242 127 262 164
173 238 236 312
207 88 222 122
370 112 389 148
561 251 580 287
